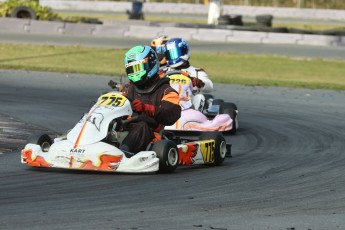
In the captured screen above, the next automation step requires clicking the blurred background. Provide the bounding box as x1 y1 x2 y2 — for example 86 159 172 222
117 0 345 9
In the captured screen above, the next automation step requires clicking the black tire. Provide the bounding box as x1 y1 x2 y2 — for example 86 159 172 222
212 99 224 106
199 132 227 166
220 103 238 135
152 140 179 173
11 6 37 20
27 134 52 152
203 94 214 111
217 15 230 25
255 14 273 27
220 102 238 111
129 13 144 20
229 14 243 26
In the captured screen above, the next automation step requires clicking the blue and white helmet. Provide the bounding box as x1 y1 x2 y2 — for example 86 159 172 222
165 38 190 68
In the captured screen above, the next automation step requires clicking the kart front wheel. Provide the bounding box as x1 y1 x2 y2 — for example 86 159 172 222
27 134 52 152
152 140 179 173
199 132 227 166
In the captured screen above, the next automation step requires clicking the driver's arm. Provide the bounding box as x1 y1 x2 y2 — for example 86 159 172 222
154 89 181 126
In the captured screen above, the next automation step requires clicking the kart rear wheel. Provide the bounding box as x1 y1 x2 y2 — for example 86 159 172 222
152 140 179 173
220 102 238 110
220 103 238 135
27 134 52 152
203 94 214 111
199 132 227 166
212 99 224 105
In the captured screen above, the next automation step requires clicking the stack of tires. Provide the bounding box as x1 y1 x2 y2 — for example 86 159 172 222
218 14 243 26
11 6 36 19
255 14 273 27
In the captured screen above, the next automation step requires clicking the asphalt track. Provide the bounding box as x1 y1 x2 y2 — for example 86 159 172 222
1 69 345 230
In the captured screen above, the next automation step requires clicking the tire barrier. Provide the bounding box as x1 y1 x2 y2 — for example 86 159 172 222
218 14 243 26
11 6 37 20
255 14 273 27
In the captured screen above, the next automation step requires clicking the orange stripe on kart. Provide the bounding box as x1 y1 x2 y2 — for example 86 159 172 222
73 106 100 148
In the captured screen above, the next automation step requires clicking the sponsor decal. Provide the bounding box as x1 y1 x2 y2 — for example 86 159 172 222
70 148 86 154
21 149 51 167
178 143 198 165
79 154 123 171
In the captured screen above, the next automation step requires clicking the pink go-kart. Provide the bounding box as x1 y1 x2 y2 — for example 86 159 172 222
164 71 238 135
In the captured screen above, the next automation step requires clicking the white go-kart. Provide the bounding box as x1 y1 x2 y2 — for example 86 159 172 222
21 83 230 174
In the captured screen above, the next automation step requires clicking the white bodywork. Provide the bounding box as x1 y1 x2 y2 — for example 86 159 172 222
21 91 226 173
21 92 159 173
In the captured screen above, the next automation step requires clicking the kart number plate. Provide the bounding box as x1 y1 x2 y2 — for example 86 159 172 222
169 75 191 85
199 140 215 164
97 93 126 107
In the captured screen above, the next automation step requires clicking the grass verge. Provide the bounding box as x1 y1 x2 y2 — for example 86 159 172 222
0 43 344 90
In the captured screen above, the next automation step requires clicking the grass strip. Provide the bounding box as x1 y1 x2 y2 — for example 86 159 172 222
0 43 344 90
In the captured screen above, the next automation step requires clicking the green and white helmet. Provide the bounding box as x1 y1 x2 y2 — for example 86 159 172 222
124 45 159 87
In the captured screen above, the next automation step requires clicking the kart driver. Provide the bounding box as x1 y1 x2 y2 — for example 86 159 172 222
164 38 213 94
150 35 169 71
120 45 181 154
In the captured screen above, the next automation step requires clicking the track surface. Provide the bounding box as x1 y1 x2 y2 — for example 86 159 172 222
1 70 345 230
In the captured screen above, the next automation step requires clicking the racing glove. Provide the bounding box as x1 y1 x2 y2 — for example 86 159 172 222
132 100 155 117
191 78 205 88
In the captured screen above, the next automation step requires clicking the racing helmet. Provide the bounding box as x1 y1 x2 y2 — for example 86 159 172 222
124 45 159 87
165 38 190 68
150 35 169 66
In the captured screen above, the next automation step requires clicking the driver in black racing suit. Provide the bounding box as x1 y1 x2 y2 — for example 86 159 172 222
120 45 181 154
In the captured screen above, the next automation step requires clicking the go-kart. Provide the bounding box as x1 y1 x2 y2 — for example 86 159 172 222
21 85 230 174
163 71 238 134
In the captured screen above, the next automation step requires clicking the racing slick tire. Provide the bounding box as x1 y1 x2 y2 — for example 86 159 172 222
199 132 227 166
212 99 224 105
203 94 214 111
220 102 238 135
152 140 179 173
27 134 52 152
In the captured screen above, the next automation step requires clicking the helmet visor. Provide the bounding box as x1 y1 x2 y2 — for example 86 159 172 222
165 45 182 61
155 45 166 54
125 59 148 82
